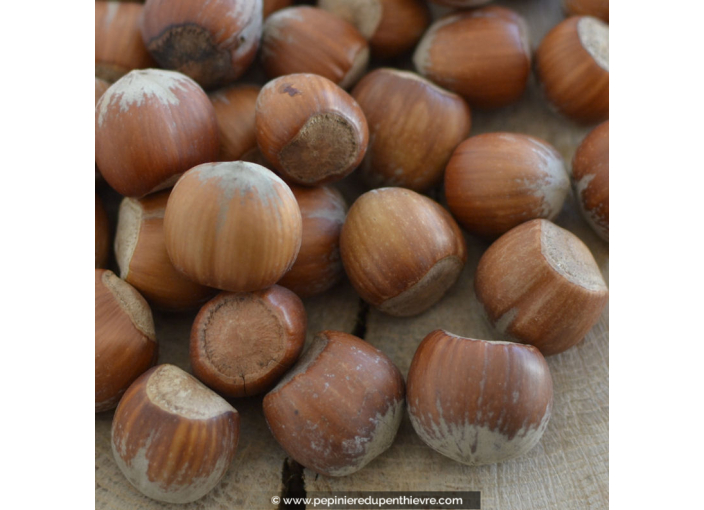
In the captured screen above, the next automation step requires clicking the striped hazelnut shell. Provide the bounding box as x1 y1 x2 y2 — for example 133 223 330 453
95 269 157 412
95 69 220 197
163 161 302 292
535 16 609 124
475 219 608 356
255 74 369 186
263 331 405 476
444 133 570 238
114 191 216 311
571 120 609 241
277 185 348 297
111 364 239 503
340 188 467 317
352 68 471 192
407 330 553 465
261 7 369 89
140 0 262 89
413 6 531 109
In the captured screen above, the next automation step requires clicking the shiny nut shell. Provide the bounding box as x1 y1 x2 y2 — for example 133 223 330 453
163 161 302 292
277 185 347 297
340 188 467 316
407 330 553 465
261 6 369 89
209 85 261 162
255 73 369 186
535 16 609 124
95 269 157 412
352 68 471 191
571 120 609 241
413 6 531 109
475 219 608 356
114 191 216 311
111 364 239 503
140 0 262 89
444 133 569 237
95 69 220 197
263 331 405 476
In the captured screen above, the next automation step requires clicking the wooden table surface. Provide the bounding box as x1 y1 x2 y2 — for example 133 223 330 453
95 0 609 508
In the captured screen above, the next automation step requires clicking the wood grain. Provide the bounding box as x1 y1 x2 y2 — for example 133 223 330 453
96 0 608 508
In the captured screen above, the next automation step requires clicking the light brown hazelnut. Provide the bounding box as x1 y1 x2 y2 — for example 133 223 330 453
340 187 467 316
255 74 369 186
571 120 609 240
475 219 608 356
352 68 471 191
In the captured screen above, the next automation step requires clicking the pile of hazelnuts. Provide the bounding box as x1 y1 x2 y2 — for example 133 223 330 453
95 0 609 504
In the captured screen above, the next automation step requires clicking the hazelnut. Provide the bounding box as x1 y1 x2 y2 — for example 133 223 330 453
114 191 216 311
209 84 261 162
340 188 467 317
444 133 570 238
571 120 609 241
535 16 609 124
261 7 369 89
190 286 307 397
413 6 531 109
111 364 239 503
163 161 302 292
351 68 471 191
95 1 155 82
263 331 405 476
475 219 608 356
278 185 347 297
407 330 553 465
563 0 609 23
95 69 220 197
95 195 110 269
255 74 369 186
263 0 292 18
140 0 262 89
317 0 430 58
95 269 157 412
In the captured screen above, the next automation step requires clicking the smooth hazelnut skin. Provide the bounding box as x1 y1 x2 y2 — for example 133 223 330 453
408 330 553 465
318 0 430 58
263 0 292 18
163 161 302 292
190 286 307 397
255 74 369 186
563 0 609 23
352 68 471 192
95 69 220 198
535 16 609 124
263 331 405 477
261 7 369 90
114 191 216 311
95 195 110 269
340 188 467 317
140 0 262 90
571 121 609 241
95 1 156 83
111 364 240 504
209 85 260 162
95 269 157 412
475 219 609 356
413 7 531 109
278 185 347 297
444 133 570 238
